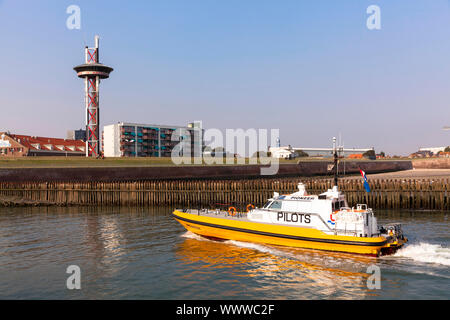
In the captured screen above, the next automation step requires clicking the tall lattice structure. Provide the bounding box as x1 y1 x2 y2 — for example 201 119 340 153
74 35 113 157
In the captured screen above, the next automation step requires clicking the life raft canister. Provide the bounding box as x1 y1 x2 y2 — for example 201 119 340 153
228 206 237 216
246 204 255 212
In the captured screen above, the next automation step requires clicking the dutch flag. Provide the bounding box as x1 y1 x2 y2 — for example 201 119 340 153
359 169 371 192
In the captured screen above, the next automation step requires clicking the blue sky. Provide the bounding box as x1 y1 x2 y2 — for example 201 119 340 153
1 0 450 155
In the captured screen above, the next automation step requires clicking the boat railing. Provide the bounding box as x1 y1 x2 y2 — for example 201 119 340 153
356 204 368 211
334 228 359 237
339 205 369 213
183 208 247 218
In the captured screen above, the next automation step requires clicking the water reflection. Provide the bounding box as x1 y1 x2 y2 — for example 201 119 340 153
84 214 126 277
0 206 447 299
175 232 377 299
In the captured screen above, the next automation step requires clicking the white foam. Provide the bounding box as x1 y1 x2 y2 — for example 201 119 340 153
394 242 450 267
227 240 286 256
181 231 206 241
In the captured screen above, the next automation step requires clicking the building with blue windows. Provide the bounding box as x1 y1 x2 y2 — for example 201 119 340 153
103 122 203 158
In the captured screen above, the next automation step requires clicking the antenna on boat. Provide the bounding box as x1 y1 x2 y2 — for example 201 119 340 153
333 137 339 188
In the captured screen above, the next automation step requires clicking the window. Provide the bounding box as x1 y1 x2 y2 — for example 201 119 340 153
333 201 340 211
263 201 272 208
269 201 282 210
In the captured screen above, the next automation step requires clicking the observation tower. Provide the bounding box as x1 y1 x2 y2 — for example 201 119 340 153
73 35 113 157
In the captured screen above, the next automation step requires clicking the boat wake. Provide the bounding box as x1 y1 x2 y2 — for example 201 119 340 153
181 232 370 265
181 231 207 241
393 242 450 267
181 232 291 257
227 240 288 257
224 237 450 269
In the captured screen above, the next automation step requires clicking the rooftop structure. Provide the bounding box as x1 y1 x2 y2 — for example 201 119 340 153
67 129 86 141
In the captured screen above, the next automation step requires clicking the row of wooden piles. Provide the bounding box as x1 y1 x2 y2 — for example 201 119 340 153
0 177 449 210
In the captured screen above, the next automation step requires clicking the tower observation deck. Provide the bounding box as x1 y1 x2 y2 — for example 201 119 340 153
73 35 113 157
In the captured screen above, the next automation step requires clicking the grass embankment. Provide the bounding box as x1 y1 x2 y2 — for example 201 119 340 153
0 156 177 168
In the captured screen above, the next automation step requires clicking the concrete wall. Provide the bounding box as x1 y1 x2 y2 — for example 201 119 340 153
0 160 412 182
412 158 450 169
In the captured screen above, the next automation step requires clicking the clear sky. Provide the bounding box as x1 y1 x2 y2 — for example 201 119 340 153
1 0 450 155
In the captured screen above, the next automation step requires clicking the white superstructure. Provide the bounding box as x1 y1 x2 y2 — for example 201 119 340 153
247 182 382 238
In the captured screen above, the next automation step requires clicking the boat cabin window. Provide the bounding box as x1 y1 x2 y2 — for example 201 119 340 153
268 201 282 210
332 200 346 211
263 201 272 208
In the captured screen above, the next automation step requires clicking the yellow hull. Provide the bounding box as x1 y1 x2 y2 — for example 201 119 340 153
173 210 405 256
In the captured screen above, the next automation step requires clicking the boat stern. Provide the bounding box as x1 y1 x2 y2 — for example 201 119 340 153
379 223 408 256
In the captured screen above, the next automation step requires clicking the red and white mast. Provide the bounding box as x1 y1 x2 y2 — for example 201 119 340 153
74 35 113 157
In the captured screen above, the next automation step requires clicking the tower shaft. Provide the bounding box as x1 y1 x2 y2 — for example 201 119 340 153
85 76 100 157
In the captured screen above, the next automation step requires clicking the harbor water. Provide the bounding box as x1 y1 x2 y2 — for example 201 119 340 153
0 206 448 299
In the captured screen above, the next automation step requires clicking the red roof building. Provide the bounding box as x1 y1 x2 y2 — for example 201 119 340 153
0 132 85 157
348 153 363 159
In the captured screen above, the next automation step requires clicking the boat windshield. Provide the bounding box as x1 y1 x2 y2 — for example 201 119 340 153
263 201 272 208
268 201 282 210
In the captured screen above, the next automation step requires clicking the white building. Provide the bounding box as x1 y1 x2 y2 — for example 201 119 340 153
269 146 296 159
269 144 374 159
418 147 446 155
103 122 203 158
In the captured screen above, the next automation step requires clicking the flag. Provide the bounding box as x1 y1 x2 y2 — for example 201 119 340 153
359 168 371 192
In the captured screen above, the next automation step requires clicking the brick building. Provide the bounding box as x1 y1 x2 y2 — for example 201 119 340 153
0 132 85 157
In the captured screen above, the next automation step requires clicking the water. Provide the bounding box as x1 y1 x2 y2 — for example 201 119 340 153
0 206 448 299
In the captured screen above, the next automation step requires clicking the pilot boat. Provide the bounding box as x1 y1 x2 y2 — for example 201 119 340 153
173 140 407 256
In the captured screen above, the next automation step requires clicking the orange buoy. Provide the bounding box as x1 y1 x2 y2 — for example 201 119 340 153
246 204 255 212
228 206 237 216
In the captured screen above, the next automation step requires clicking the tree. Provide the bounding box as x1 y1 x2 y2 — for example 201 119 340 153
363 150 376 160
293 150 309 158
252 151 271 158
444 146 450 153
